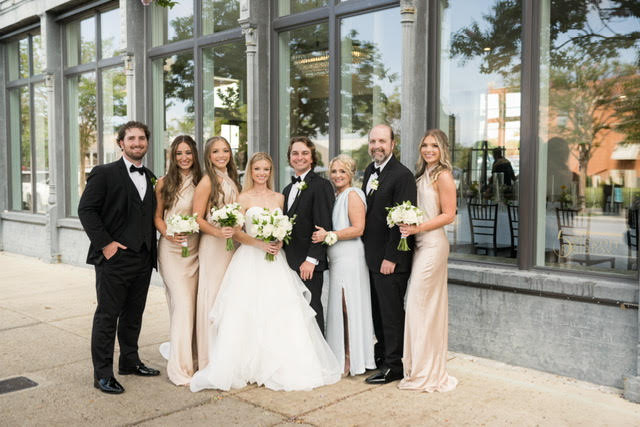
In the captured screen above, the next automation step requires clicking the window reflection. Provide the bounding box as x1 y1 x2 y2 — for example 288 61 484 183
34 83 49 213
151 1 194 46
340 7 402 179
202 0 240 35
538 0 640 276
152 52 195 173
68 72 97 217
278 23 330 185
66 16 96 66
102 67 127 164
100 8 121 59
203 41 247 170
440 0 522 262
278 0 328 17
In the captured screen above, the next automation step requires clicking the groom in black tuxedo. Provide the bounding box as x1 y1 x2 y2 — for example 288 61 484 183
78 121 160 394
362 124 417 384
282 136 335 333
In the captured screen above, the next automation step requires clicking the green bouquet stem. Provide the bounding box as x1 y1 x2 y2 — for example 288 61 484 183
181 243 189 257
397 237 410 251
225 238 234 251
265 253 275 262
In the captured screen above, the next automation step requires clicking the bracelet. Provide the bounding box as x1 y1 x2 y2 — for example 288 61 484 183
323 231 338 246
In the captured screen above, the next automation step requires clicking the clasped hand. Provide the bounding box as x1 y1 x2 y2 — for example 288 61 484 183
311 225 327 244
398 223 419 237
165 232 187 245
261 240 283 256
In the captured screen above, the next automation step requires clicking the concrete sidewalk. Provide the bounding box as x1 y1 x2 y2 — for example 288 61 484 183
1 251 639 426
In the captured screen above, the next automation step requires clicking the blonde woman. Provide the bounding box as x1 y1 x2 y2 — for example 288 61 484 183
397 129 458 392
312 155 376 376
192 136 241 371
190 153 341 392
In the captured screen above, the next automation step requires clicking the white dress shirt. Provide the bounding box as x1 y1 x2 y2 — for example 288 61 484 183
122 157 147 200
366 154 392 194
287 169 311 210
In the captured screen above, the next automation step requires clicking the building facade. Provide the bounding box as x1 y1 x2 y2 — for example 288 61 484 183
1 0 639 399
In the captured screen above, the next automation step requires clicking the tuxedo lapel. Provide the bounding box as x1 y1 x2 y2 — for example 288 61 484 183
289 171 314 215
282 183 292 216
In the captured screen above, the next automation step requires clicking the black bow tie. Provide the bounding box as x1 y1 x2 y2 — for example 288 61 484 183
130 164 144 175
291 176 302 184
372 167 381 175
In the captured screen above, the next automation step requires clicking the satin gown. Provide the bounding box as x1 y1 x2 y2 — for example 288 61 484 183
190 207 341 392
195 170 239 370
158 174 199 385
399 175 458 392
325 187 376 375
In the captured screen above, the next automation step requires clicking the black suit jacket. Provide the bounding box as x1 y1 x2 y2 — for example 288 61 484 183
282 170 335 272
361 155 417 273
78 158 157 268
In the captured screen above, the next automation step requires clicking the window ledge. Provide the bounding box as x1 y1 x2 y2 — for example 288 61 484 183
0 211 47 225
57 218 84 230
448 261 638 306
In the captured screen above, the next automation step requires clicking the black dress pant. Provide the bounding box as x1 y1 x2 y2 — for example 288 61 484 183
92 247 152 379
369 271 409 375
302 272 325 335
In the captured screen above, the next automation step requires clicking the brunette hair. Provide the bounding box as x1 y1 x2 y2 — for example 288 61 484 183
203 136 241 208
161 135 202 211
287 136 318 170
117 121 150 144
415 129 453 182
243 152 274 191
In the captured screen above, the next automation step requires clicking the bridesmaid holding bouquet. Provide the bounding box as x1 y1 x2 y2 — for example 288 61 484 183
155 135 202 386
397 129 458 393
192 136 242 370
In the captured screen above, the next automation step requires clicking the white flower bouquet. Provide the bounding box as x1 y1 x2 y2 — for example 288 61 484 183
210 203 245 251
166 213 200 257
386 201 425 251
252 208 295 261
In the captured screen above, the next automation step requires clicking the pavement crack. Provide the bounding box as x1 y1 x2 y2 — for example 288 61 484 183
125 397 214 426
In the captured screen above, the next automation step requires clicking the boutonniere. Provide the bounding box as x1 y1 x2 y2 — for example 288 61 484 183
370 178 379 191
295 181 308 192
151 177 157 188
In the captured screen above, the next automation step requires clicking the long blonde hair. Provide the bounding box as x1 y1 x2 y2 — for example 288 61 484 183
243 152 274 191
415 129 453 182
203 136 241 208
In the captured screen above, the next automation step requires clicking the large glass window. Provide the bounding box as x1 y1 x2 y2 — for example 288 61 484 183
278 23 330 185
278 0 328 17
438 0 522 263
203 41 248 169
6 31 48 213
151 1 194 46
340 7 402 175
537 1 640 277
65 7 126 216
202 0 240 35
151 52 195 172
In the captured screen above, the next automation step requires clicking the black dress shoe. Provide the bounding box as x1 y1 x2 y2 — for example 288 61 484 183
365 369 403 384
118 363 160 377
94 377 125 394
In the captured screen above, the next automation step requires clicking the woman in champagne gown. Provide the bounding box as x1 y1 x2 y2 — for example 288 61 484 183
190 153 341 392
193 136 241 371
155 136 202 386
312 155 376 376
398 129 458 393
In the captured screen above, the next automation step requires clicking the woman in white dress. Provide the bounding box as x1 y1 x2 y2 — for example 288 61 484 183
190 152 341 392
312 155 376 376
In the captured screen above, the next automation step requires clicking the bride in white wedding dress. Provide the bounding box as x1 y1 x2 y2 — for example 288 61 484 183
190 152 341 392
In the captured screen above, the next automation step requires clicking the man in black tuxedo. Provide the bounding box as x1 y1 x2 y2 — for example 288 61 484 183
361 124 417 384
282 136 335 333
78 121 160 394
